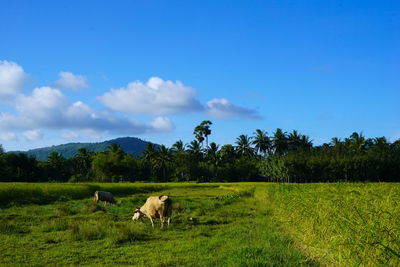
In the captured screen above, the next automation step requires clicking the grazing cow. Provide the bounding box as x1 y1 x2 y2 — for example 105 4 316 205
132 195 172 228
94 191 117 204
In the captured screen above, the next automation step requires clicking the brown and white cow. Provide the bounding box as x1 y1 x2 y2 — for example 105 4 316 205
132 195 172 227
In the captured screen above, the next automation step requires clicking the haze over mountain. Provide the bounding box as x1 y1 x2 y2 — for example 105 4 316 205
12 137 156 161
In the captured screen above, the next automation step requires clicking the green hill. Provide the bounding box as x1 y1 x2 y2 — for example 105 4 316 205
14 137 157 161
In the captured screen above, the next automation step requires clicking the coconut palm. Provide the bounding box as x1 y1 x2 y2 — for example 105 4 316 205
299 135 313 149
288 130 302 151
272 128 288 155
172 140 186 153
347 132 366 152
330 137 342 147
187 140 202 156
235 134 254 157
252 129 271 156
155 145 171 181
143 143 156 163
206 142 220 178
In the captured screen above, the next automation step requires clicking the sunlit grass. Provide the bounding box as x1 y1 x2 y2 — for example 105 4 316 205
0 182 313 266
266 183 400 266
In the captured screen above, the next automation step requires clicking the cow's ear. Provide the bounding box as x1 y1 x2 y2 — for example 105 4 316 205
159 195 169 201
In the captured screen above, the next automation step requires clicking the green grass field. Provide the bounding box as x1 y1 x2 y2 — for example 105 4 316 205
0 182 399 266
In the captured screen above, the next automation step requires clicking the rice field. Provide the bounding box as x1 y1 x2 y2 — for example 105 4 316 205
0 182 399 266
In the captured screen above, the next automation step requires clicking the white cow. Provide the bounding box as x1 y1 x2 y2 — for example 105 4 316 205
132 195 172 227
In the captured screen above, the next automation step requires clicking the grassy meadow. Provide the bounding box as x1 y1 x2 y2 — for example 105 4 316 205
0 182 399 266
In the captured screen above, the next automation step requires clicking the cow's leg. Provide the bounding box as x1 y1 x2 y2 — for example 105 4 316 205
148 217 154 227
167 217 171 227
160 215 165 228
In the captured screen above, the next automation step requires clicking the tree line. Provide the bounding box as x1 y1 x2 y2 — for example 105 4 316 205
1 121 400 183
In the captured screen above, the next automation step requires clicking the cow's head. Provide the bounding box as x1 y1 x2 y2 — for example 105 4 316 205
132 206 145 221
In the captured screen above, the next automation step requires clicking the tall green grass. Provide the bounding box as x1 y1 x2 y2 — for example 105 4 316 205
0 182 171 206
0 183 313 266
266 183 400 266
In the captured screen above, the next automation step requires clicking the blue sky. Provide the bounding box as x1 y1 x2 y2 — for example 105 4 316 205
1 0 399 151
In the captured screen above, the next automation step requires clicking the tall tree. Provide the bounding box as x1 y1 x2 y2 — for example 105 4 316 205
171 140 186 153
193 120 213 147
273 128 288 155
46 152 70 181
288 130 302 151
155 145 171 181
235 134 254 157
187 140 201 156
252 129 271 156
346 132 366 152
71 148 94 181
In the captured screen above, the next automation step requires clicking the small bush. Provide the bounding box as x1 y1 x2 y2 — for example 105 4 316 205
110 223 150 244
41 219 68 232
69 220 108 241
54 204 77 216
0 220 30 234
80 202 106 213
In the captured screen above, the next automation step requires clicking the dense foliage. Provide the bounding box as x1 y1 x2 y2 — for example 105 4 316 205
1 122 400 182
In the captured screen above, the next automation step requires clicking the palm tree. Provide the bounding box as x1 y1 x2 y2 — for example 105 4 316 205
273 128 288 155
219 144 236 161
299 135 313 149
108 143 125 158
172 140 186 153
155 145 171 181
143 143 156 162
348 132 366 152
252 129 271 156
330 137 342 147
73 148 94 180
373 137 389 150
143 143 157 178
288 130 302 151
235 134 254 157
187 140 201 156
206 142 220 178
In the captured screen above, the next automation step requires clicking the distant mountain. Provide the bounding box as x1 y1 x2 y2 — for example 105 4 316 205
13 137 157 161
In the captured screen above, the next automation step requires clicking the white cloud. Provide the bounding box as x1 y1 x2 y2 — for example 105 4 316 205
0 60 29 101
0 86 174 135
99 77 203 115
0 132 18 142
206 98 261 119
23 130 43 141
150 117 175 132
54 71 89 90
61 131 79 140
16 87 68 126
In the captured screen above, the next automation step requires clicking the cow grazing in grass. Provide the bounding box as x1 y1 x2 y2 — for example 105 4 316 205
132 195 172 228
94 191 117 204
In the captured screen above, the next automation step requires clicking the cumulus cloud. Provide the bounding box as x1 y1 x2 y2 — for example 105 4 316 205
54 71 89 90
0 86 174 135
150 117 175 132
61 131 79 140
99 77 203 115
206 98 261 119
0 132 18 142
23 130 43 141
0 60 29 101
